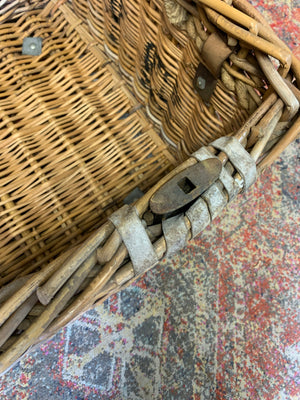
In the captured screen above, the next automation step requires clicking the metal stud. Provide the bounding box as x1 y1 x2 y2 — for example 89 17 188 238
22 37 42 56
197 76 206 90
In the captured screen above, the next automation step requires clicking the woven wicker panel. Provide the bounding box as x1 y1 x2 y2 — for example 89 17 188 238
87 0 105 41
0 3 174 284
72 0 269 156
72 0 88 19
103 0 122 55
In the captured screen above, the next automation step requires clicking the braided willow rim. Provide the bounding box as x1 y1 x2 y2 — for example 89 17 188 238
0 0 299 374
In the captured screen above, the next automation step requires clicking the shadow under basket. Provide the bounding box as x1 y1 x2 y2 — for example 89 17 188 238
0 0 299 374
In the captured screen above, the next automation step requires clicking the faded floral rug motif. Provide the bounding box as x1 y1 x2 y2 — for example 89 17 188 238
0 0 299 399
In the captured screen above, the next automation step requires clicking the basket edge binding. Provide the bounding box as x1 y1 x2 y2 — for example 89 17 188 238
0 113 299 374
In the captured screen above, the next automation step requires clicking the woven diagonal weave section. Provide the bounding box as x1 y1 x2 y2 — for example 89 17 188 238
0 5 173 283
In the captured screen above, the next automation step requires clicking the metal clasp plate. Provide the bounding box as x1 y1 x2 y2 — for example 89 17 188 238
150 158 222 215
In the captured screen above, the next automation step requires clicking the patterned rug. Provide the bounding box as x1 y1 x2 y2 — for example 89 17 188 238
0 1 299 399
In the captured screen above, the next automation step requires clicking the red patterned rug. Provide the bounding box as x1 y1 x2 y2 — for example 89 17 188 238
0 1 299 399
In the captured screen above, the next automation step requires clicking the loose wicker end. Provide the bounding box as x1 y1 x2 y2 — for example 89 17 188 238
0 0 299 374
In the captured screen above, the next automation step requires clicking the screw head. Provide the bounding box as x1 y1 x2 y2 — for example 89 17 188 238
197 76 206 90
30 43 37 50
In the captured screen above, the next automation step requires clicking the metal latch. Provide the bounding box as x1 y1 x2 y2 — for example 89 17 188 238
150 158 222 215
194 32 232 103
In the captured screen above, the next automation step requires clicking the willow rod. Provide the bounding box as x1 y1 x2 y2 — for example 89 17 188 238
0 253 97 375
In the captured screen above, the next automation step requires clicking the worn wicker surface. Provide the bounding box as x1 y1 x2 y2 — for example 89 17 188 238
75 0 259 153
0 0 299 375
0 1 174 284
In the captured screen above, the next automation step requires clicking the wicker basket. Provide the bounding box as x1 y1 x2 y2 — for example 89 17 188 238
0 0 299 374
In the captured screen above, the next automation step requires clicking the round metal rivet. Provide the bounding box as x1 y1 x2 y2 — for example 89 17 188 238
30 43 37 50
197 76 206 90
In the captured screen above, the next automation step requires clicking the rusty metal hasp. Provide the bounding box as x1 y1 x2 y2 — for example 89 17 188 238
150 158 222 215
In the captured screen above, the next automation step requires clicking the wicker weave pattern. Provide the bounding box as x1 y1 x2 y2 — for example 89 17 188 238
0 0 299 375
0 3 173 284
70 0 274 158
